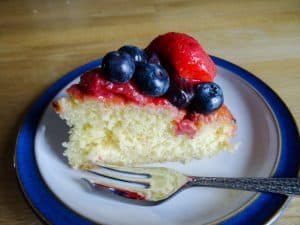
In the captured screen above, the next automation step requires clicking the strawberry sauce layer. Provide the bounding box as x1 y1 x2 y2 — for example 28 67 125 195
68 69 172 108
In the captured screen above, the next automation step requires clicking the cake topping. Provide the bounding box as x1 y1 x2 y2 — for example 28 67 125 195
118 45 147 63
102 51 135 83
165 87 194 109
147 52 161 65
134 62 170 97
79 70 103 95
192 82 224 113
145 32 222 113
69 69 172 107
70 32 224 115
145 32 216 82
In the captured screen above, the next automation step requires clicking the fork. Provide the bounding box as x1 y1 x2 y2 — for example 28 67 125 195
81 164 300 204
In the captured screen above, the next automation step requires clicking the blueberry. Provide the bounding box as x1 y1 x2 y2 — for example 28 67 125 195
166 87 194 108
192 82 224 113
147 52 161 65
134 62 170 96
118 45 147 63
102 51 135 83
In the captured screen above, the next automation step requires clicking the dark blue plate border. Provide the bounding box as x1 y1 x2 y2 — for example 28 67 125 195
15 56 300 225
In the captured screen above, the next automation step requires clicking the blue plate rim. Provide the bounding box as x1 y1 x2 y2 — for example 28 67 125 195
14 56 300 225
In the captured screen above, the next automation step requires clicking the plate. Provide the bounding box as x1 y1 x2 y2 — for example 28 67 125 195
15 56 300 225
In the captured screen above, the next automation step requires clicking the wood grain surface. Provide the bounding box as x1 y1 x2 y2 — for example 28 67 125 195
0 0 299 224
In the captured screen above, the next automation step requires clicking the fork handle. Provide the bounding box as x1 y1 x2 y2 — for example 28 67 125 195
188 177 300 196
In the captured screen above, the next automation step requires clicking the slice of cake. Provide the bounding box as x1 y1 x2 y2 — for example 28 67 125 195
53 32 237 169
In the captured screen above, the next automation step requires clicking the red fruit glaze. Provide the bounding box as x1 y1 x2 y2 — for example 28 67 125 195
68 69 172 108
80 70 103 95
175 119 197 138
175 105 237 138
94 183 146 200
146 32 216 82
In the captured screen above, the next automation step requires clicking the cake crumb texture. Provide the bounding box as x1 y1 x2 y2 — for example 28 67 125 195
56 97 236 168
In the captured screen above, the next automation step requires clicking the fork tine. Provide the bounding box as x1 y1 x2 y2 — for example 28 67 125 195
82 178 147 200
96 163 151 177
86 169 150 187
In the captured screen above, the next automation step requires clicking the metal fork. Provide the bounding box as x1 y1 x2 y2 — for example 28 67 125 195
81 164 300 204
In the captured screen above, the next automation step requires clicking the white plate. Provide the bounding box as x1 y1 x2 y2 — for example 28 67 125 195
15 57 300 225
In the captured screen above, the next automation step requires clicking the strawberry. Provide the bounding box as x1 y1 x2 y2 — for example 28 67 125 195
146 32 216 82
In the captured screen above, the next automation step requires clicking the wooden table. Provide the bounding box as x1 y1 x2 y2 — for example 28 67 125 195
0 0 299 224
